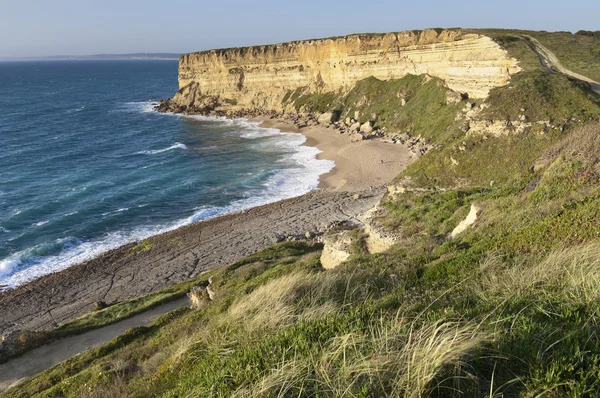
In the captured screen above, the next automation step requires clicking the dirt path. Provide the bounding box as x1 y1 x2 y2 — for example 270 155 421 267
523 35 600 95
0 297 188 393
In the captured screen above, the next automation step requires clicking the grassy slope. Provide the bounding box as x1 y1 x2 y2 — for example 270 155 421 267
6 30 600 397
528 31 600 83
471 29 600 83
7 124 600 397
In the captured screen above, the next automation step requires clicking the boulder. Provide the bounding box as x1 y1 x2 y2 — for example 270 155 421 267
350 122 361 132
450 204 482 239
320 230 357 269
445 90 462 105
360 121 373 134
317 112 339 125
350 133 365 142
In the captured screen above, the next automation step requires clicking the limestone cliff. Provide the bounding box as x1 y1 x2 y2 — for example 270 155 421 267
171 29 521 111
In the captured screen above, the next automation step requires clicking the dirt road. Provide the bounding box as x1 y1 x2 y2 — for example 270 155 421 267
523 35 600 95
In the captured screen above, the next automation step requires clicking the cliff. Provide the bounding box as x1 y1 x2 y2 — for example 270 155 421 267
171 29 521 111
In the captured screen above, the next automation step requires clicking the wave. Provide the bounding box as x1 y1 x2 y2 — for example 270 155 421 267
101 208 129 217
117 101 159 114
0 109 334 288
66 106 85 113
136 142 187 155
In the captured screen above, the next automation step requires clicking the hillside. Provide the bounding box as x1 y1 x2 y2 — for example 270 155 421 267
3 28 600 397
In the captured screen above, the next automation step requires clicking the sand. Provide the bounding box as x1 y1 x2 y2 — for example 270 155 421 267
258 118 413 191
0 117 413 336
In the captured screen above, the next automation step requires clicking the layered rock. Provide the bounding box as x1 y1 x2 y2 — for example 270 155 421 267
171 29 521 111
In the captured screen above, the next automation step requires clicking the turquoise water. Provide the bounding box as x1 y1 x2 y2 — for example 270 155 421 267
0 61 333 287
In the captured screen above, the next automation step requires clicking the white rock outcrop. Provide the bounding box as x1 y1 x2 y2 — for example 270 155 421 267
450 204 482 239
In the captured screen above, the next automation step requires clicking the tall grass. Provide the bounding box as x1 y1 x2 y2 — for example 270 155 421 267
479 243 600 305
234 316 482 397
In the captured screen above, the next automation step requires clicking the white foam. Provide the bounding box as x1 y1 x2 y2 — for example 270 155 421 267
33 220 49 227
119 101 159 114
0 112 334 288
136 142 187 155
0 257 21 278
101 208 130 217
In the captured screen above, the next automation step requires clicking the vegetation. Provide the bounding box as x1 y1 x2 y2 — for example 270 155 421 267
7 122 600 396
285 74 466 145
0 271 203 363
472 28 600 82
5 28 600 397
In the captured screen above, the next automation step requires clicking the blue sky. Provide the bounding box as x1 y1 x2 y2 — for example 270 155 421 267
0 0 598 57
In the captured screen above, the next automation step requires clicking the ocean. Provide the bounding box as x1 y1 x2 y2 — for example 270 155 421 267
0 61 333 288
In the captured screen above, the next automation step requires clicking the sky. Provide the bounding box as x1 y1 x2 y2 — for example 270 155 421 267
0 0 598 58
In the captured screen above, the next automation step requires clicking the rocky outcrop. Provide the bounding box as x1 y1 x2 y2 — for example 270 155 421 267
450 204 482 238
320 229 360 269
170 29 520 112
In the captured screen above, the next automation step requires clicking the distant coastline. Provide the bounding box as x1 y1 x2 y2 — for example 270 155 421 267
0 53 180 62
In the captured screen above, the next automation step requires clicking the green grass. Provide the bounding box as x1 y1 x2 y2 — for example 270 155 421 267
481 70 600 122
285 74 465 144
530 31 600 83
6 29 600 397
472 29 600 82
9 130 600 396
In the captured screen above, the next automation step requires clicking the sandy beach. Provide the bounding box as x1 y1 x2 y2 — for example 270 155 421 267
0 117 413 336
258 118 413 191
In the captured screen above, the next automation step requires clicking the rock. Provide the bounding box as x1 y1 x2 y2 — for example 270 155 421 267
363 212 399 254
445 90 462 104
305 231 314 239
400 98 407 106
360 121 373 134
398 133 410 143
0 330 47 361
94 301 108 311
345 117 351 125
350 133 365 142
188 286 211 310
318 112 339 125
350 122 361 132
320 230 358 269
353 193 362 200
206 277 216 301
450 204 482 239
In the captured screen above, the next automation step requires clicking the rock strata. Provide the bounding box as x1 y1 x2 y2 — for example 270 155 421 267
173 28 520 113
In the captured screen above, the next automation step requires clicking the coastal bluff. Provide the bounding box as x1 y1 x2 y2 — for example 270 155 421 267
170 29 521 112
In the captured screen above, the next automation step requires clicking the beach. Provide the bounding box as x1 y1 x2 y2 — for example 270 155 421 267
0 117 412 336
258 117 413 191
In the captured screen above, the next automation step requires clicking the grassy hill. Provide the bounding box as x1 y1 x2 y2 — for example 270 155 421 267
4 29 600 397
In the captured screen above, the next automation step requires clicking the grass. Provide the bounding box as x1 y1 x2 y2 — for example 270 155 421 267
285 74 465 144
5 30 600 397
6 148 600 396
0 268 208 363
9 135 600 395
472 29 600 82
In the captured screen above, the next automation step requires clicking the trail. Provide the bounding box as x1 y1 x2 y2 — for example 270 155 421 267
0 297 188 393
522 35 600 95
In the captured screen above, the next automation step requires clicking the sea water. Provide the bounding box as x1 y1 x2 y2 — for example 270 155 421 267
0 61 333 287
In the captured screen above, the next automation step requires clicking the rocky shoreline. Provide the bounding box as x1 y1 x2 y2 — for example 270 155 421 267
155 99 436 157
0 188 385 336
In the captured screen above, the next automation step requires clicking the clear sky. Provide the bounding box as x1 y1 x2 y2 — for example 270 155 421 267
1 0 598 57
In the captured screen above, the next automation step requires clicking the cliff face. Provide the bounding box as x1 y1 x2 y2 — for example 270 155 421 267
172 29 521 110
